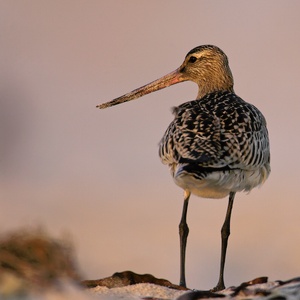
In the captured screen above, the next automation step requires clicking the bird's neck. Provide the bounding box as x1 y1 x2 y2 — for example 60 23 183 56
196 69 234 99
196 85 234 99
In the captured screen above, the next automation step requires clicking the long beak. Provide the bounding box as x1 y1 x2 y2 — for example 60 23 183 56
97 68 186 109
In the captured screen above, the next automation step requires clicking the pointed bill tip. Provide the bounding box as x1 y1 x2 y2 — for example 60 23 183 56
96 103 107 109
96 96 129 109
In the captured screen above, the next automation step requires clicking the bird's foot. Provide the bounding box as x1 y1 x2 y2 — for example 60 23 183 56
210 283 225 292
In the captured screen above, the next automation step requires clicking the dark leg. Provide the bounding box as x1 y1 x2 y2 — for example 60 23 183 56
212 191 235 292
179 190 191 288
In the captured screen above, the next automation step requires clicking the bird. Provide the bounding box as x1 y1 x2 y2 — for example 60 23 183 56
97 45 270 291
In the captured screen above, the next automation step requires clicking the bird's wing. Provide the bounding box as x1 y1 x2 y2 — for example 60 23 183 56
159 94 270 171
159 104 224 168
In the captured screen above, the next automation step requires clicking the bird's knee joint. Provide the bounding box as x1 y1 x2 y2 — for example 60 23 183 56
179 222 189 236
221 226 230 239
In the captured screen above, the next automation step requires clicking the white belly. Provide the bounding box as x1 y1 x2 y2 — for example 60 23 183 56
172 164 270 199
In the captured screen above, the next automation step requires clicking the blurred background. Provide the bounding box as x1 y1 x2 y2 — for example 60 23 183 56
1 1 300 290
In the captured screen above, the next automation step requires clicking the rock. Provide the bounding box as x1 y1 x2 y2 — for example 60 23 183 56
82 270 188 290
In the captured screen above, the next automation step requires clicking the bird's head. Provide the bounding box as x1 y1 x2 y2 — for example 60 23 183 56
97 45 234 109
178 45 234 98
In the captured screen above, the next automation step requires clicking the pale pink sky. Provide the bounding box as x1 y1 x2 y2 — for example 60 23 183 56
1 1 300 289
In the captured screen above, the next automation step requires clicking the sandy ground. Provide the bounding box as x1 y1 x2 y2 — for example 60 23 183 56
17 278 294 300
88 279 300 300
89 283 186 300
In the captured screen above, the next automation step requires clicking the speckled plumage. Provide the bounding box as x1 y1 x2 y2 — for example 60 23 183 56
159 90 270 198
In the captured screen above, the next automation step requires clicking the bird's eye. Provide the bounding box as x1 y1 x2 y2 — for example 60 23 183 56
188 56 197 63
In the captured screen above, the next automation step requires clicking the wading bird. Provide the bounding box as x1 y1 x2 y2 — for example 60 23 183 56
97 45 270 291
